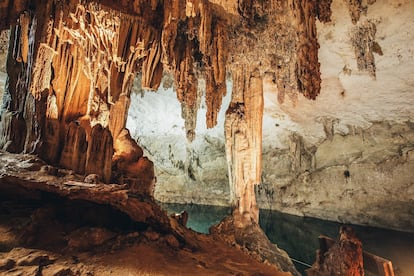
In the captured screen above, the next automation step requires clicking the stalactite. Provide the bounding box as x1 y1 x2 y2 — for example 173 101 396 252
198 1 212 56
175 39 198 141
292 0 321 100
161 0 183 69
0 15 38 154
343 0 364 24
316 0 333 23
41 2 155 180
0 0 28 31
205 20 227 129
350 20 380 79
141 40 163 90
225 66 263 226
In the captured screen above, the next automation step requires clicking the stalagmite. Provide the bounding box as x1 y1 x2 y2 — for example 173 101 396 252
225 66 263 226
42 119 60 163
307 226 364 275
113 128 144 164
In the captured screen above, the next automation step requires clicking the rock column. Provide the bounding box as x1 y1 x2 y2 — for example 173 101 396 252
225 66 263 226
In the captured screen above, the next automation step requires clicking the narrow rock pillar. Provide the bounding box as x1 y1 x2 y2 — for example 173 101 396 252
225 66 263 226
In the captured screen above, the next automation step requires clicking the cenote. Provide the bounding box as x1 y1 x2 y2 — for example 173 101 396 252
161 203 414 275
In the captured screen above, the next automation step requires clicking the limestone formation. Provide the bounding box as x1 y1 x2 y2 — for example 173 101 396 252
225 66 263 226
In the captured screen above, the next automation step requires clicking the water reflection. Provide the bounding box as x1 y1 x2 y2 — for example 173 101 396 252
260 210 414 275
159 202 231 234
161 203 414 275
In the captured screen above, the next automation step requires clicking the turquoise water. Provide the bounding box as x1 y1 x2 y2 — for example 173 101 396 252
159 203 231 233
161 203 414 275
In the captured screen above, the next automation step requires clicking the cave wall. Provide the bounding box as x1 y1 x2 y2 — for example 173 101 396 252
0 0 165 189
257 0 414 232
128 0 414 232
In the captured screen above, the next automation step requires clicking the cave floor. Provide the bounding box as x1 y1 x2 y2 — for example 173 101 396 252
0 151 288 275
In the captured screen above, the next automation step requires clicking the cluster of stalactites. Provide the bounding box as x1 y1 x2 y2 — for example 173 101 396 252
0 1 166 184
235 0 324 102
49 2 164 124
161 0 228 141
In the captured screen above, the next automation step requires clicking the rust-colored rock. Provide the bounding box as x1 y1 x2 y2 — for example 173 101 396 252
307 226 364 276
120 157 156 196
316 0 333 23
113 128 144 164
41 119 60 163
59 122 87 175
85 124 113 183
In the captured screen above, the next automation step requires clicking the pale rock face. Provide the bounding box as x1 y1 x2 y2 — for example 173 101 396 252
0 30 7 107
128 0 414 232
257 0 414 232
127 80 232 206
